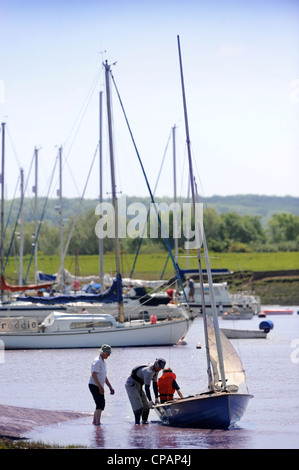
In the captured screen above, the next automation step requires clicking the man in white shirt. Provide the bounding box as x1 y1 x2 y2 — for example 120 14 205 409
88 344 115 425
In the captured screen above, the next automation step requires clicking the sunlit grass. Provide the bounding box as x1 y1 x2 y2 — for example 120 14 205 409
3 251 299 282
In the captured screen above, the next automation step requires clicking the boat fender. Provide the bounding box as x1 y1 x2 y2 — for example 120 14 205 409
259 320 274 333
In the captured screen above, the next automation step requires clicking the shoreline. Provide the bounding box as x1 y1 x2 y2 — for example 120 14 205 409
0 404 91 440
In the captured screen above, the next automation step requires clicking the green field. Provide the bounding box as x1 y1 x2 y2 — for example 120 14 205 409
4 251 299 282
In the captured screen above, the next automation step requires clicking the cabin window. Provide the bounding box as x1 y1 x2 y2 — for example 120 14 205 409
70 321 113 329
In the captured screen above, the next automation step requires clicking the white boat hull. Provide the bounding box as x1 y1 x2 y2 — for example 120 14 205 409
0 317 193 349
220 328 267 339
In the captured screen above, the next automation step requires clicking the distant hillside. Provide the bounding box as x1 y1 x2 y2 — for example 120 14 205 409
4 194 299 226
198 195 299 225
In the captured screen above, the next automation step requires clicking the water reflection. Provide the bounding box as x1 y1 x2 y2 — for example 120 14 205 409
91 426 106 448
125 421 252 450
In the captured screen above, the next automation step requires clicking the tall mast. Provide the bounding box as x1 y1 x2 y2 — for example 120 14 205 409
58 146 64 291
18 168 24 285
104 61 124 322
172 124 179 265
177 35 226 390
99 91 104 292
1 123 5 300
33 147 38 283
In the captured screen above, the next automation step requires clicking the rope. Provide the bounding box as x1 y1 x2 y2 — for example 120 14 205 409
109 69 188 304
24 155 59 282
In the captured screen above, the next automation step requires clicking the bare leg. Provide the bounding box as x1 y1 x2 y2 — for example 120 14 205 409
93 409 102 425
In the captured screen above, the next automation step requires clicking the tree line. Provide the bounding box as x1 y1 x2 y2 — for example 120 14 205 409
3 206 299 259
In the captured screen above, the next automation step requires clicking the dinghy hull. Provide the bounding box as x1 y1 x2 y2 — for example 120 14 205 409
154 392 252 429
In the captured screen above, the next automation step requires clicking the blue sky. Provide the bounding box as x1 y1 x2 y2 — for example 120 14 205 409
1 0 298 201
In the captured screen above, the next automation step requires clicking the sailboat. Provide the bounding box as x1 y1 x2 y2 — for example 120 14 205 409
154 37 252 429
0 60 194 349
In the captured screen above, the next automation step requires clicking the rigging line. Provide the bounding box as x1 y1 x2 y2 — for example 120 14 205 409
153 129 172 194
65 159 81 198
189 143 209 209
4 175 20 235
129 129 172 280
3 176 21 274
24 150 35 196
58 143 99 275
24 154 59 282
23 150 36 217
64 65 103 154
189 143 228 273
50 66 103 199
110 70 188 303
6 125 22 169
3 176 25 272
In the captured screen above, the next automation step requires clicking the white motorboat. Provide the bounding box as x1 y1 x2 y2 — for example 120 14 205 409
185 282 260 316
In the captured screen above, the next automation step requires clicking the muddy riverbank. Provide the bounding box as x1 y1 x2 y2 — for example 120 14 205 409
0 404 90 439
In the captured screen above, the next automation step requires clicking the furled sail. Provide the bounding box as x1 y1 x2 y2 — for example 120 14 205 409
16 274 123 305
207 316 247 392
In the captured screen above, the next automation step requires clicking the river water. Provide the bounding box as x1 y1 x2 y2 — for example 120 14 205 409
0 307 298 450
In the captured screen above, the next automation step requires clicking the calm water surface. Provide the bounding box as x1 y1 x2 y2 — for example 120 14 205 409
0 307 298 449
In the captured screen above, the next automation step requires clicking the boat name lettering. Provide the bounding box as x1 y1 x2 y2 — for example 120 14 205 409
0 317 38 332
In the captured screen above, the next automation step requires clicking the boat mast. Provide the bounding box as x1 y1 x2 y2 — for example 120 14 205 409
104 60 124 322
1 122 5 300
18 168 24 285
33 147 39 283
58 146 65 291
99 91 104 292
172 124 179 265
177 35 226 390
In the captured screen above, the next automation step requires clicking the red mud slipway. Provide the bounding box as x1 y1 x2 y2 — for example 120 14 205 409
0 404 90 439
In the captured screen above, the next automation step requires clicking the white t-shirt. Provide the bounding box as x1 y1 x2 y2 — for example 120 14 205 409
89 355 107 387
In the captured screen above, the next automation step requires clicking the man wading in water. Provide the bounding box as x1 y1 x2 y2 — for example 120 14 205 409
125 358 166 424
88 344 115 425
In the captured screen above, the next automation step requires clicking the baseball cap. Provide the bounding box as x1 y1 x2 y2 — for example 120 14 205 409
156 358 166 369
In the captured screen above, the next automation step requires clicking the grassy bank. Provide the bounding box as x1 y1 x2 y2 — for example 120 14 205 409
4 251 299 281
0 437 81 449
3 251 299 305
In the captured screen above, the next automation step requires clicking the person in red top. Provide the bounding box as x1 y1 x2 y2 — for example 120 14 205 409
157 367 184 403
